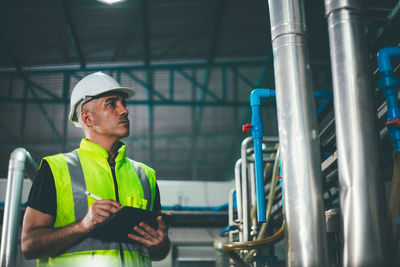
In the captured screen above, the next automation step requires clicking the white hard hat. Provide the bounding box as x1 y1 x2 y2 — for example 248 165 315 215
69 71 135 123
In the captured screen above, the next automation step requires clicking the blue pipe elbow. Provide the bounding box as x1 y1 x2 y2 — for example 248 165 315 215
377 47 400 152
250 89 275 106
377 47 400 73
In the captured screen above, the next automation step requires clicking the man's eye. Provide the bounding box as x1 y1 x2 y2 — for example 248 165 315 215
107 102 116 107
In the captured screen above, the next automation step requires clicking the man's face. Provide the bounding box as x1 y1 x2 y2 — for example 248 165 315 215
83 92 130 139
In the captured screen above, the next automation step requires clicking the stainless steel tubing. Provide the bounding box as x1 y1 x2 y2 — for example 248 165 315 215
0 148 38 267
267 0 329 266
324 0 388 265
228 188 235 243
234 158 243 242
241 136 253 243
240 136 279 242
248 162 257 239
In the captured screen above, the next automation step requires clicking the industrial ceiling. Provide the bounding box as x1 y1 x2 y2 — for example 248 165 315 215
0 0 397 180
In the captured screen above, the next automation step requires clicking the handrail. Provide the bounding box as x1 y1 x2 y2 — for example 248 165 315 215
0 148 38 267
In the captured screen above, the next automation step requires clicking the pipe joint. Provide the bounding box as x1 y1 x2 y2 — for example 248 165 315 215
250 89 275 106
377 47 400 73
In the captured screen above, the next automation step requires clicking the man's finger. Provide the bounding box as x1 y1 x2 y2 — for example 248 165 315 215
94 202 122 213
134 225 153 240
96 204 119 214
94 199 122 209
138 222 158 236
157 216 167 231
128 233 150 246
96 209 110 218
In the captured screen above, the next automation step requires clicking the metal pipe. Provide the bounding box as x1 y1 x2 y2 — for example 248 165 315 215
324 1 388 266
241 136 252 242
240 136 278 242
248 162 257 238
234 159 243 242
228 188 235 243
267 0 329 266
0 148 38 267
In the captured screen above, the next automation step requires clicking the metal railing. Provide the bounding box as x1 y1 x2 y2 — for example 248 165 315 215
0 148 38 267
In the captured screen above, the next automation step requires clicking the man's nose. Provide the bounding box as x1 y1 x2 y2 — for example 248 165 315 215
119 103 129 116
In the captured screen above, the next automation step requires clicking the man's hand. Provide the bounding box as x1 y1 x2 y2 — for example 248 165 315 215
127 216 170 260
22 199 122 259
80 199 122 232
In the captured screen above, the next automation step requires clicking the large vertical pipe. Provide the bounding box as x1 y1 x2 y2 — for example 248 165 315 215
324 0 387 266
267 0 329 266
0 148 38 267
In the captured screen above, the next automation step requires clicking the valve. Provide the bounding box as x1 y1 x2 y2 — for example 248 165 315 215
242 123 252 133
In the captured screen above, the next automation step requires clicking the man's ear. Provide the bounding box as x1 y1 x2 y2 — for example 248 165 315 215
81 111 93 127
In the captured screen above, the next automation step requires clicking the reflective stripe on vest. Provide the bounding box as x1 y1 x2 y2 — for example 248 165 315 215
129 159 152 211
61 150 152 255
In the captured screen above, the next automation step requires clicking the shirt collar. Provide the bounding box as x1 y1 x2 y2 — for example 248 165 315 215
79 138 127 162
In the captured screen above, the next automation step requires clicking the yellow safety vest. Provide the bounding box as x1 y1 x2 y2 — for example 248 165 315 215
37 138 157 267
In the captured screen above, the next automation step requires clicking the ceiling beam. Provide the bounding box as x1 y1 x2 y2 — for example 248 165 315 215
0 97 250 107
59 0 86 69
0 121 16 144
0 32 23 73
0 31 61 101
207 0 225 64
140 0 150 66
176 69 220 101
28 86 63 146
194 0 225 133
124 70 167 101
19 83 28 144
0 58 307 74
62 72 71 151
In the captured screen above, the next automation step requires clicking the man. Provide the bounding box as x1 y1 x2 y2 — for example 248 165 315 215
21 72 170 267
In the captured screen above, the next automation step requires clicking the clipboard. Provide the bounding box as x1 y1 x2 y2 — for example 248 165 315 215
89 206 175 243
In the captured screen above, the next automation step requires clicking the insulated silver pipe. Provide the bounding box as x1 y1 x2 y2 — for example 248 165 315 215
267 0 329 266
234 159 243 242
0 148 38 267
324 0 387 265
241 136 252 242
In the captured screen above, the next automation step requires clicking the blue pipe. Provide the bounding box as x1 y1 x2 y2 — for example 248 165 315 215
250 89 270 222
377 47 400 152
247 88 332 222
250 89 333 100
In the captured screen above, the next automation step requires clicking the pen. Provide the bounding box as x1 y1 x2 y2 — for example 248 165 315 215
85 190 103 201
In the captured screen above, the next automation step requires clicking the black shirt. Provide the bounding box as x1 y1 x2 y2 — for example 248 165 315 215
27 160 162 217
